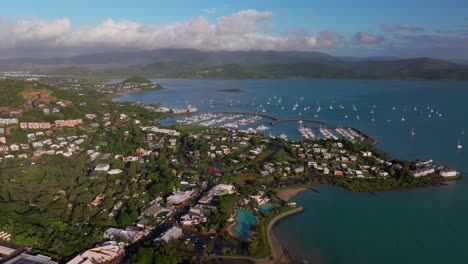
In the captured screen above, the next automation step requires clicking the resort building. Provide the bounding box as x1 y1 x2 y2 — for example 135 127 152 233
439 169 458 177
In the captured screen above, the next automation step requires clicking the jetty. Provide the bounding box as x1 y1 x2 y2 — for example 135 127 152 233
212 111 327 126
271 118 326 126
305 125 378 145
212 111 277 121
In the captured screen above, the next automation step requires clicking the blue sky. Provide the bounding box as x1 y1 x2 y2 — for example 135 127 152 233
0 0 467 59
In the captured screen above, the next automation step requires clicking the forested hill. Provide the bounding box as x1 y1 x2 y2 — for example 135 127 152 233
3 49 468 80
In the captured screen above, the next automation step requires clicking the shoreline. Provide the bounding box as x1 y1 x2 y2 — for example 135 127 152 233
267 206 304 264
277 186 311 202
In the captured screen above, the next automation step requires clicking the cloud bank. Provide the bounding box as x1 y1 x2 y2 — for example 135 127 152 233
0 10 343 58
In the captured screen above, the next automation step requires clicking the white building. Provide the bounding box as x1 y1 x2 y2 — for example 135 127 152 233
413 167 435 177
439 169 458 177
154 226 182 243
94 164 110 172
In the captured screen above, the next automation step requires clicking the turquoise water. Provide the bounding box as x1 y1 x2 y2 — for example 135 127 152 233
233 208 257 241
259 203 277 214
115 79 468 263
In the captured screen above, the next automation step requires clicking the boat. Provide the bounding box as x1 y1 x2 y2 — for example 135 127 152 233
256 125 269 131
457 139 463 149
401 116 405 122
411 128 415 136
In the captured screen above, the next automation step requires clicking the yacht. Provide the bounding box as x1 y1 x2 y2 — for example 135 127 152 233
401 116 405 122
457 139 463 149
411 128 415 136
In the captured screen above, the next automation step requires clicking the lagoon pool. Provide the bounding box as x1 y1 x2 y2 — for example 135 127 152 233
233 208 257 241
259 203 277 214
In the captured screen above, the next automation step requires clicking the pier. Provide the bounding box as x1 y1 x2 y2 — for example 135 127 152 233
212 111 327 126
271 118 327 126
305 125 378 145
212 111 277 121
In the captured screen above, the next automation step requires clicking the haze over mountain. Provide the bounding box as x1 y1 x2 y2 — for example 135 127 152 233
2 49 467 81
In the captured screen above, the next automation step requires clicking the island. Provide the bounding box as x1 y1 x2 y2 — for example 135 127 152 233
0 75 462 264
216 88 245 93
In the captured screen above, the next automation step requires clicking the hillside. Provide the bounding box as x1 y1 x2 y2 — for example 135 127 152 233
2 49 468 80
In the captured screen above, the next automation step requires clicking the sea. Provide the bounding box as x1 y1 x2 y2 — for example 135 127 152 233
114 79 468 264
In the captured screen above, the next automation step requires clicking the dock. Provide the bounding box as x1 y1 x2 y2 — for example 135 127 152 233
305 125 378 145
212 112 327 126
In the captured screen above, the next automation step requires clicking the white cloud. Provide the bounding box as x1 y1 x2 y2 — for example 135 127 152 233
353 32 385 45
0 10 343 57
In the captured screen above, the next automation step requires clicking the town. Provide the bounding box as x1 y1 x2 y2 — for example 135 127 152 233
0 77 461 264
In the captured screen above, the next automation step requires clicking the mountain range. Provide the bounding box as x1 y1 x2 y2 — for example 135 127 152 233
1 49 467 80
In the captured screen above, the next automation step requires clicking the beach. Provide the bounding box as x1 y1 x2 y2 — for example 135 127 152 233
277 186 310 202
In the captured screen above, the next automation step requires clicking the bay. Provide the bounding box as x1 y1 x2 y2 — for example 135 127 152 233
114 79 468 263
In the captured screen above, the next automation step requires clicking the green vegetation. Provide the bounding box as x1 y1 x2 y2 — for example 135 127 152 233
0 79 30 108
123 76 152 84
6 49 468 80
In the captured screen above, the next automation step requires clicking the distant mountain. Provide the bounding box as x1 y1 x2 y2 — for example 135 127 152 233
0 49 334 66
1 49 468 80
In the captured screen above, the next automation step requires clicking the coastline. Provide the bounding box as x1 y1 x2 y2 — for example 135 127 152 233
267 206 304 264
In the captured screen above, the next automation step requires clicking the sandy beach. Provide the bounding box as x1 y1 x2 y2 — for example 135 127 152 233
277 186 310 201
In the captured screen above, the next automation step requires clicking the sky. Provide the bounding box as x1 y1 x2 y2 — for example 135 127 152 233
1 0 468 60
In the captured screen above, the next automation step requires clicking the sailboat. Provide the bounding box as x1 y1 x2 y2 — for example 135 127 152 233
411 128 415 136
457 139 463 149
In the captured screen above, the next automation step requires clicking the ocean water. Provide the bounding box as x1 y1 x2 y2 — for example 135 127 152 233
233 208 257 241
115 79 468 263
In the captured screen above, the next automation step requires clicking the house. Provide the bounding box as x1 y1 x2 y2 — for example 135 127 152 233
142 203 163 217
9 144 19 152
334 170 344 177
154 226 182 243
0 145 9 152
0 137 5 144
361 151 372 157
136 217 150 228
5 254 57 264
168 138 177 146
107 169 123 175
167 190 195 206
67 241 123 264
292 164 305 174
103 227 142 242
94 164 110 172
413 167 435 177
